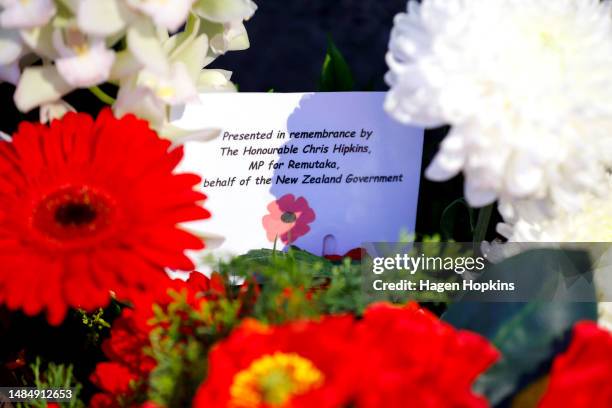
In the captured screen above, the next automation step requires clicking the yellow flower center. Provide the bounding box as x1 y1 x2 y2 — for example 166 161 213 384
229 352 324 407
156 86 177 100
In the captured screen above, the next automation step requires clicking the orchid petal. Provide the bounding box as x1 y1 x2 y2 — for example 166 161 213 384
0 61 19 84
197 69 236 92
0 0 56 29
109 50 142 82
0 29 22 64
224 21 250 51
193 0 256 24
160 123 221 144
39 99 75 123
114 83 166 128
170 33 208 82
200 19 249 56
20 24 58 59
77 0 132 37
126 0 196 32
137 62 197 105
14 66 73 112
53 31 116 88
127 18 170 75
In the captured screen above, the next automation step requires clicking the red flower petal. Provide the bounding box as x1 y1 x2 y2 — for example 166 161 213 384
0 110 211 324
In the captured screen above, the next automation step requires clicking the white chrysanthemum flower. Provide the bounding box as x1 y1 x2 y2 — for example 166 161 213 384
488 177 612 330
385 0 612 211
53 29 115 88
497 179 612 243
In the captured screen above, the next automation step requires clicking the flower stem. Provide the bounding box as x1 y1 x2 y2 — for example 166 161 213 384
473 203 494 244
89 86 116 105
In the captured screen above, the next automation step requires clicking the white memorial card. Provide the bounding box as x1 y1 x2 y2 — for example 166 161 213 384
173 92 424 257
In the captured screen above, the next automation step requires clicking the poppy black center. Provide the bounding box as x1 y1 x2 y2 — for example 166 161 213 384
54 202 97 226
281 212 297 223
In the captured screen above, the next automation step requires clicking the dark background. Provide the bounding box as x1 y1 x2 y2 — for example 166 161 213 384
213 0 407 92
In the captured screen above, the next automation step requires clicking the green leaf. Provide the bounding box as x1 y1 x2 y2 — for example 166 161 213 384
318 38 354 92
440 198 475 240
234 247 334 276
442 248 597 406
18 358 86 408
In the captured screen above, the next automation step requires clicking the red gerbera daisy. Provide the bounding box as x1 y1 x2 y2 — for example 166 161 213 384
0 110 210 324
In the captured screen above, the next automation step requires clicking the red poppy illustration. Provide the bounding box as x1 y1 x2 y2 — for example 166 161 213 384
262 194 315 244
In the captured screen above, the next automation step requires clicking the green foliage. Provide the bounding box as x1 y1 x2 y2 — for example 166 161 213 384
221 247 331 323
440 198 476 240
318 258 367 315
318 38 355 92
146 289 242 407
17 357 85 408
78 308 111 345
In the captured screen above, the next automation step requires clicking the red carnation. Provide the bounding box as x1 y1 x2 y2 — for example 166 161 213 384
194 302 498 408
539 322 612 407
354 303 499 408
193 317 359 408
90 272 234 406
0 110 210 324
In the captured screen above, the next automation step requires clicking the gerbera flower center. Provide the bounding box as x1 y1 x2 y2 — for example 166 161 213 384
33 186 115 242
229 352 324 407
54 202 97 226
280 212 297 223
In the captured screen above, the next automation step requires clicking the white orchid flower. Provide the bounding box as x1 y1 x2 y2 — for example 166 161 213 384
115 61 218 143
196 69 235 92
39 99 76 123
6 0 256 147
114 81 166 128
193 0 256 24
126 0 196 32
14 27 116 112
115 81 220 144
0 28 22 82
77 0 133 37
53 28 115 88
203 20 249 57
14 65 72 112
0 27 21 60
0 130 11 141
0 0 55 29
137 62 198 105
